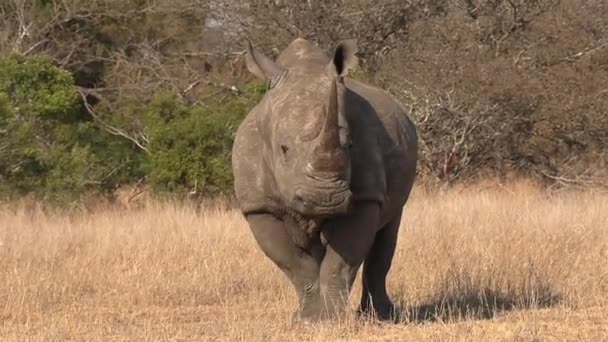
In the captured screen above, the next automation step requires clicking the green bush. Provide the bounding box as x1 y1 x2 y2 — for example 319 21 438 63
140 81 266 196
0 53 267 203
0 55 139 202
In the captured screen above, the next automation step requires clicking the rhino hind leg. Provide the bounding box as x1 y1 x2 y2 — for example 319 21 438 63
245 213 323 320
358 212 403 322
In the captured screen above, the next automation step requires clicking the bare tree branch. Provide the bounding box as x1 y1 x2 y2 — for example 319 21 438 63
77 87 150 154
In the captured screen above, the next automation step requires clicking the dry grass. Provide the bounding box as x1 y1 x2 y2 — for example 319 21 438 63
1 181 607 341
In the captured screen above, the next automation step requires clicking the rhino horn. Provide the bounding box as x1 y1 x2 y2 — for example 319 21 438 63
310 80 345 173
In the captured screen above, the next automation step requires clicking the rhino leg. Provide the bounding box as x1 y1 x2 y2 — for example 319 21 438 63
245 213 323 320
358 212 402 321
315 202 380 322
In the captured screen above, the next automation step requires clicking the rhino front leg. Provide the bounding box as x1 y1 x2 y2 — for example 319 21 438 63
316 202 381 321
245 213 323 321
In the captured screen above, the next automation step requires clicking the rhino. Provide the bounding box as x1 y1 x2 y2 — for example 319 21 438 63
231 37 418 323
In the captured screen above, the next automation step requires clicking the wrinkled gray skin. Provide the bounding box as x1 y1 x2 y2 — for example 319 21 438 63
231 38 418 323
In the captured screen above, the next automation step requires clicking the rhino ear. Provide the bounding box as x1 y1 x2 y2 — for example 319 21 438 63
245 40 285 81
328 39 359 78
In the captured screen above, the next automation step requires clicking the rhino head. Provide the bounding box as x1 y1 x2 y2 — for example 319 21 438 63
245 39 359 217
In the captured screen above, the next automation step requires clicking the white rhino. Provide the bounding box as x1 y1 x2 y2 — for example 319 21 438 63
231 38 418 322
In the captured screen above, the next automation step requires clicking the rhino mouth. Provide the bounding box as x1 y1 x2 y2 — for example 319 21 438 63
291 186 353 217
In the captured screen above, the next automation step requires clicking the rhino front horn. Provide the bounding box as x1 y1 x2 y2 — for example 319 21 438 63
310 80 345 174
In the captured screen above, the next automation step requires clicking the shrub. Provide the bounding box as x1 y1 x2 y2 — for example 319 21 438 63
0 52 267 203
0 55 139 202
140 81 266 196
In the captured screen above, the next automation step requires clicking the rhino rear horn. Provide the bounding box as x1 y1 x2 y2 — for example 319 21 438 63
245 40 285 81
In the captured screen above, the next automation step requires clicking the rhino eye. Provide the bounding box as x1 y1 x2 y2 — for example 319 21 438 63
280 144 289 154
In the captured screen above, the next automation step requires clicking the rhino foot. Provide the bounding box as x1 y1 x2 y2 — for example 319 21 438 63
357 301 399 323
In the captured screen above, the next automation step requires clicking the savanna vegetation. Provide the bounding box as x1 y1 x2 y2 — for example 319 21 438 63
1 1 607 340
1 0 607 205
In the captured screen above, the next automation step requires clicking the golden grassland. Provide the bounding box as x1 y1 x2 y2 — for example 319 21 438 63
1 181 607 341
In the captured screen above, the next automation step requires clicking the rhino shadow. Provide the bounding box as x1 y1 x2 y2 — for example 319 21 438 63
389 286 561 324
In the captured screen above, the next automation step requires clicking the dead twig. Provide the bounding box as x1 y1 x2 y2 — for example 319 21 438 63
77 87 150 154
